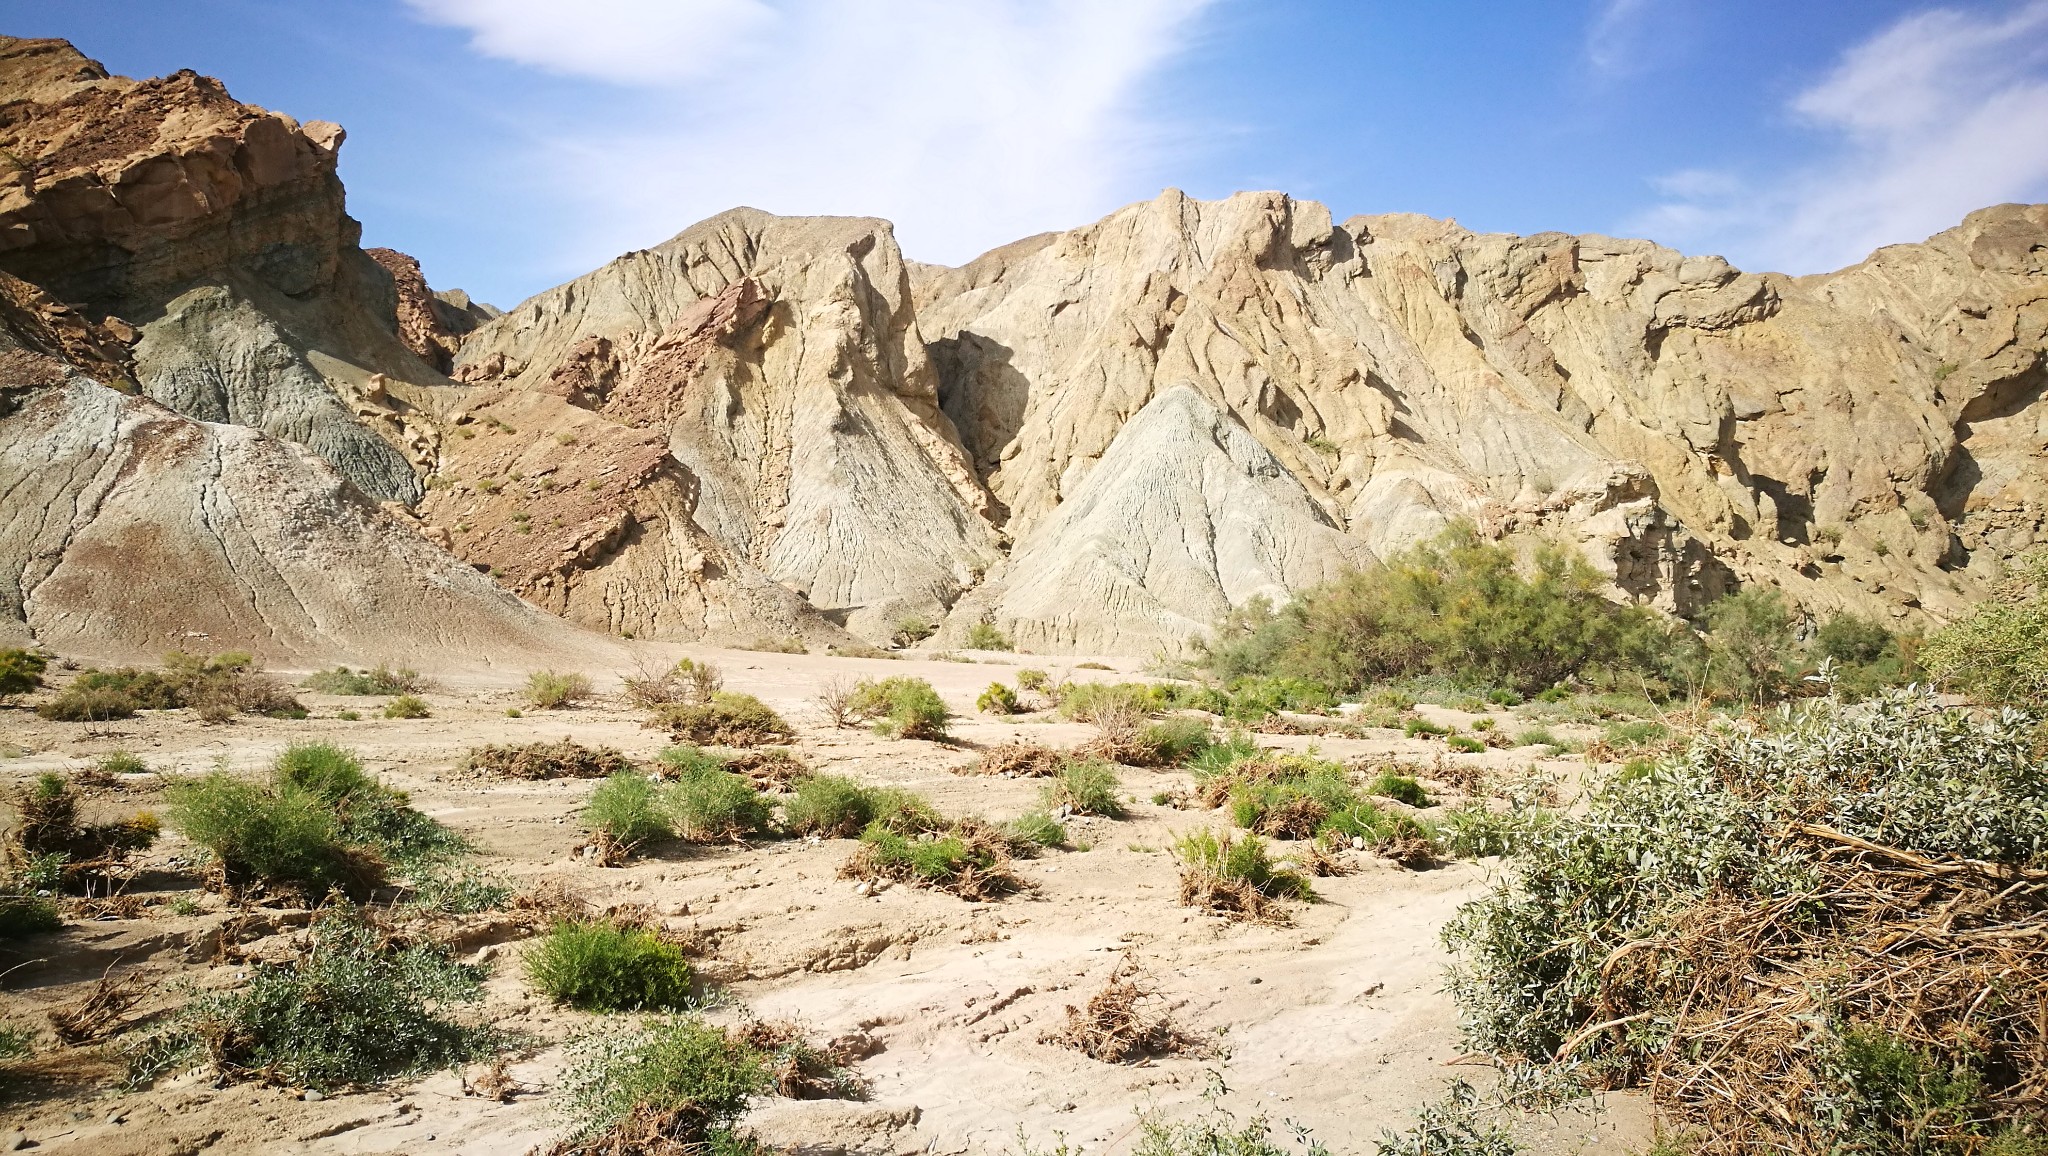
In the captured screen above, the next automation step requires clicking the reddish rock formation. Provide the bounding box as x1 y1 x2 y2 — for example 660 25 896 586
366 247 462 373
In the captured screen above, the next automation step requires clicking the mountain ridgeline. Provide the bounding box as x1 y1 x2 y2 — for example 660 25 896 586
1 34 2043 665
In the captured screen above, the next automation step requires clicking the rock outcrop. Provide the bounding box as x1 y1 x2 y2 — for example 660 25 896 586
0 271 593 666
916 191 2048 638
0 35 438 504
959 385 1373 653
452 209 1003 639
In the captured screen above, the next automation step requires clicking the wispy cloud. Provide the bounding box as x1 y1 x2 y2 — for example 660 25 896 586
404 0 1216 276
1628 1 2048 273
1585 0 1655 75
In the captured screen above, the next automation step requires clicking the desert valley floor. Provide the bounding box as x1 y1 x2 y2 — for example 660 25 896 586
0 647 1653 1156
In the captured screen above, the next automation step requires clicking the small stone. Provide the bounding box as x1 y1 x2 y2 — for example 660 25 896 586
1351 836 1365 850
105 1112 125 1125
1249 977 1262 985
303 1089 326 1102
10 1130 30 1151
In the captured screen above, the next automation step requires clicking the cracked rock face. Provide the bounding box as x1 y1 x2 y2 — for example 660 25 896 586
0 275 589 664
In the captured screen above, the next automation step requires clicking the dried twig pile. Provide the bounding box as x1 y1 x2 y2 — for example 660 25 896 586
1044 962 1198 1063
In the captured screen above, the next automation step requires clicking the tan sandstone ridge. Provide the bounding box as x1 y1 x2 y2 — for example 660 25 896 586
3 34 2045 662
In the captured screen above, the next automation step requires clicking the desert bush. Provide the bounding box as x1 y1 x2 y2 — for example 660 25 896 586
848 677 949 740
1173 828 1311 922
526 670 594 709
1447 734 1486 754
650 693 793 747
965 621 1013 651
1140 717 1213 765
302 666 426 696
8 771 157 876
1044 963 1191 1063
665 763 774 842
826 641 897 660
625 658 724 708
1041 759 1125 818
1923 551 2048 709
36 683 140 722
783 774 874 838
1203 523 1675 697
842 819 1021 900
582 773 671 862
1056 680 1155 723
1188 730 1260 777
977 681 1021 715
973 741 1070 777
1697 587 1798 703
1375 1080 1520 1156
1443 688 2048 1153
1365 771 1431 807
94 750 148 776
0 879 59 940
1005 810 1067 849
466 740 633 780
729 1020 871 1101
890 614 937 648
548 1016 768 1154
525 921 695 1012
162 651 304 718
740 636 807 654
816 675 859 728
0 648 47 701
377 693 428 720
124 909 491 1091
1016 669 1051 693
166 772 371 896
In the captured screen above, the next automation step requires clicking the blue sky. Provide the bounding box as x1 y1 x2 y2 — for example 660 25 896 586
4 1 2045 309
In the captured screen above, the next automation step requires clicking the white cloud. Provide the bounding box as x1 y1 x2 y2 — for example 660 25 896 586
1585 0 1654 75
1628 2 2048 273
404 0 1216 277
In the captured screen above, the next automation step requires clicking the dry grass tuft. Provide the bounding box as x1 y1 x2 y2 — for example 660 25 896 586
49 967 142 1045
465 740 633 780
968 741 1070 778
717 748 810 792
1043 962 1198 1063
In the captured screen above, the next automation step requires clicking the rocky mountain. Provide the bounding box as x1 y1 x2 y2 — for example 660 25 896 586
0 35 2042 663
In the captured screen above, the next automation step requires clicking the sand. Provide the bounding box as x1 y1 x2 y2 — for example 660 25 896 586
0 645 1654 1155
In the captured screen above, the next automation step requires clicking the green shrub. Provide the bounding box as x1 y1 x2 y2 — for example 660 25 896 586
1222 675 1334 722
1443 689 2048 1149
381 694 431 719
95 750 148 776
1005 810 1066 849
1051 680 1141 722
1375 1080 1519 1156
1173 828 1311 920
554 1017 769 1149
851 820 1019 899
1211 754 1359 840
1366 772 1431 807
651 693 793 746
865 786 945 835
1140 717 1213 765
273 742 376 803
849 677 949 740
124 909 491 1091
165 773 371 896
1041 759 1125 818
303 666 425 696
891 615 937 648
965 622 1013 651
1404 718 1447 738
525 670 594 709
665 765 773 842
582 773 671 857
783 774 875 838
36 683 138 721
0 885 60 940
524 921 695 1012
1698 587 1798 703
1016 669 1051 693
1923 552 2048 709
1188 730 1260 777
0 648 47 700
1203 523 1675 697
976 682 1021 715
1447 735 1486 754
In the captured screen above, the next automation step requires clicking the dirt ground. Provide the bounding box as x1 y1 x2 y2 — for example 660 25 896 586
0 645 1655 1155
